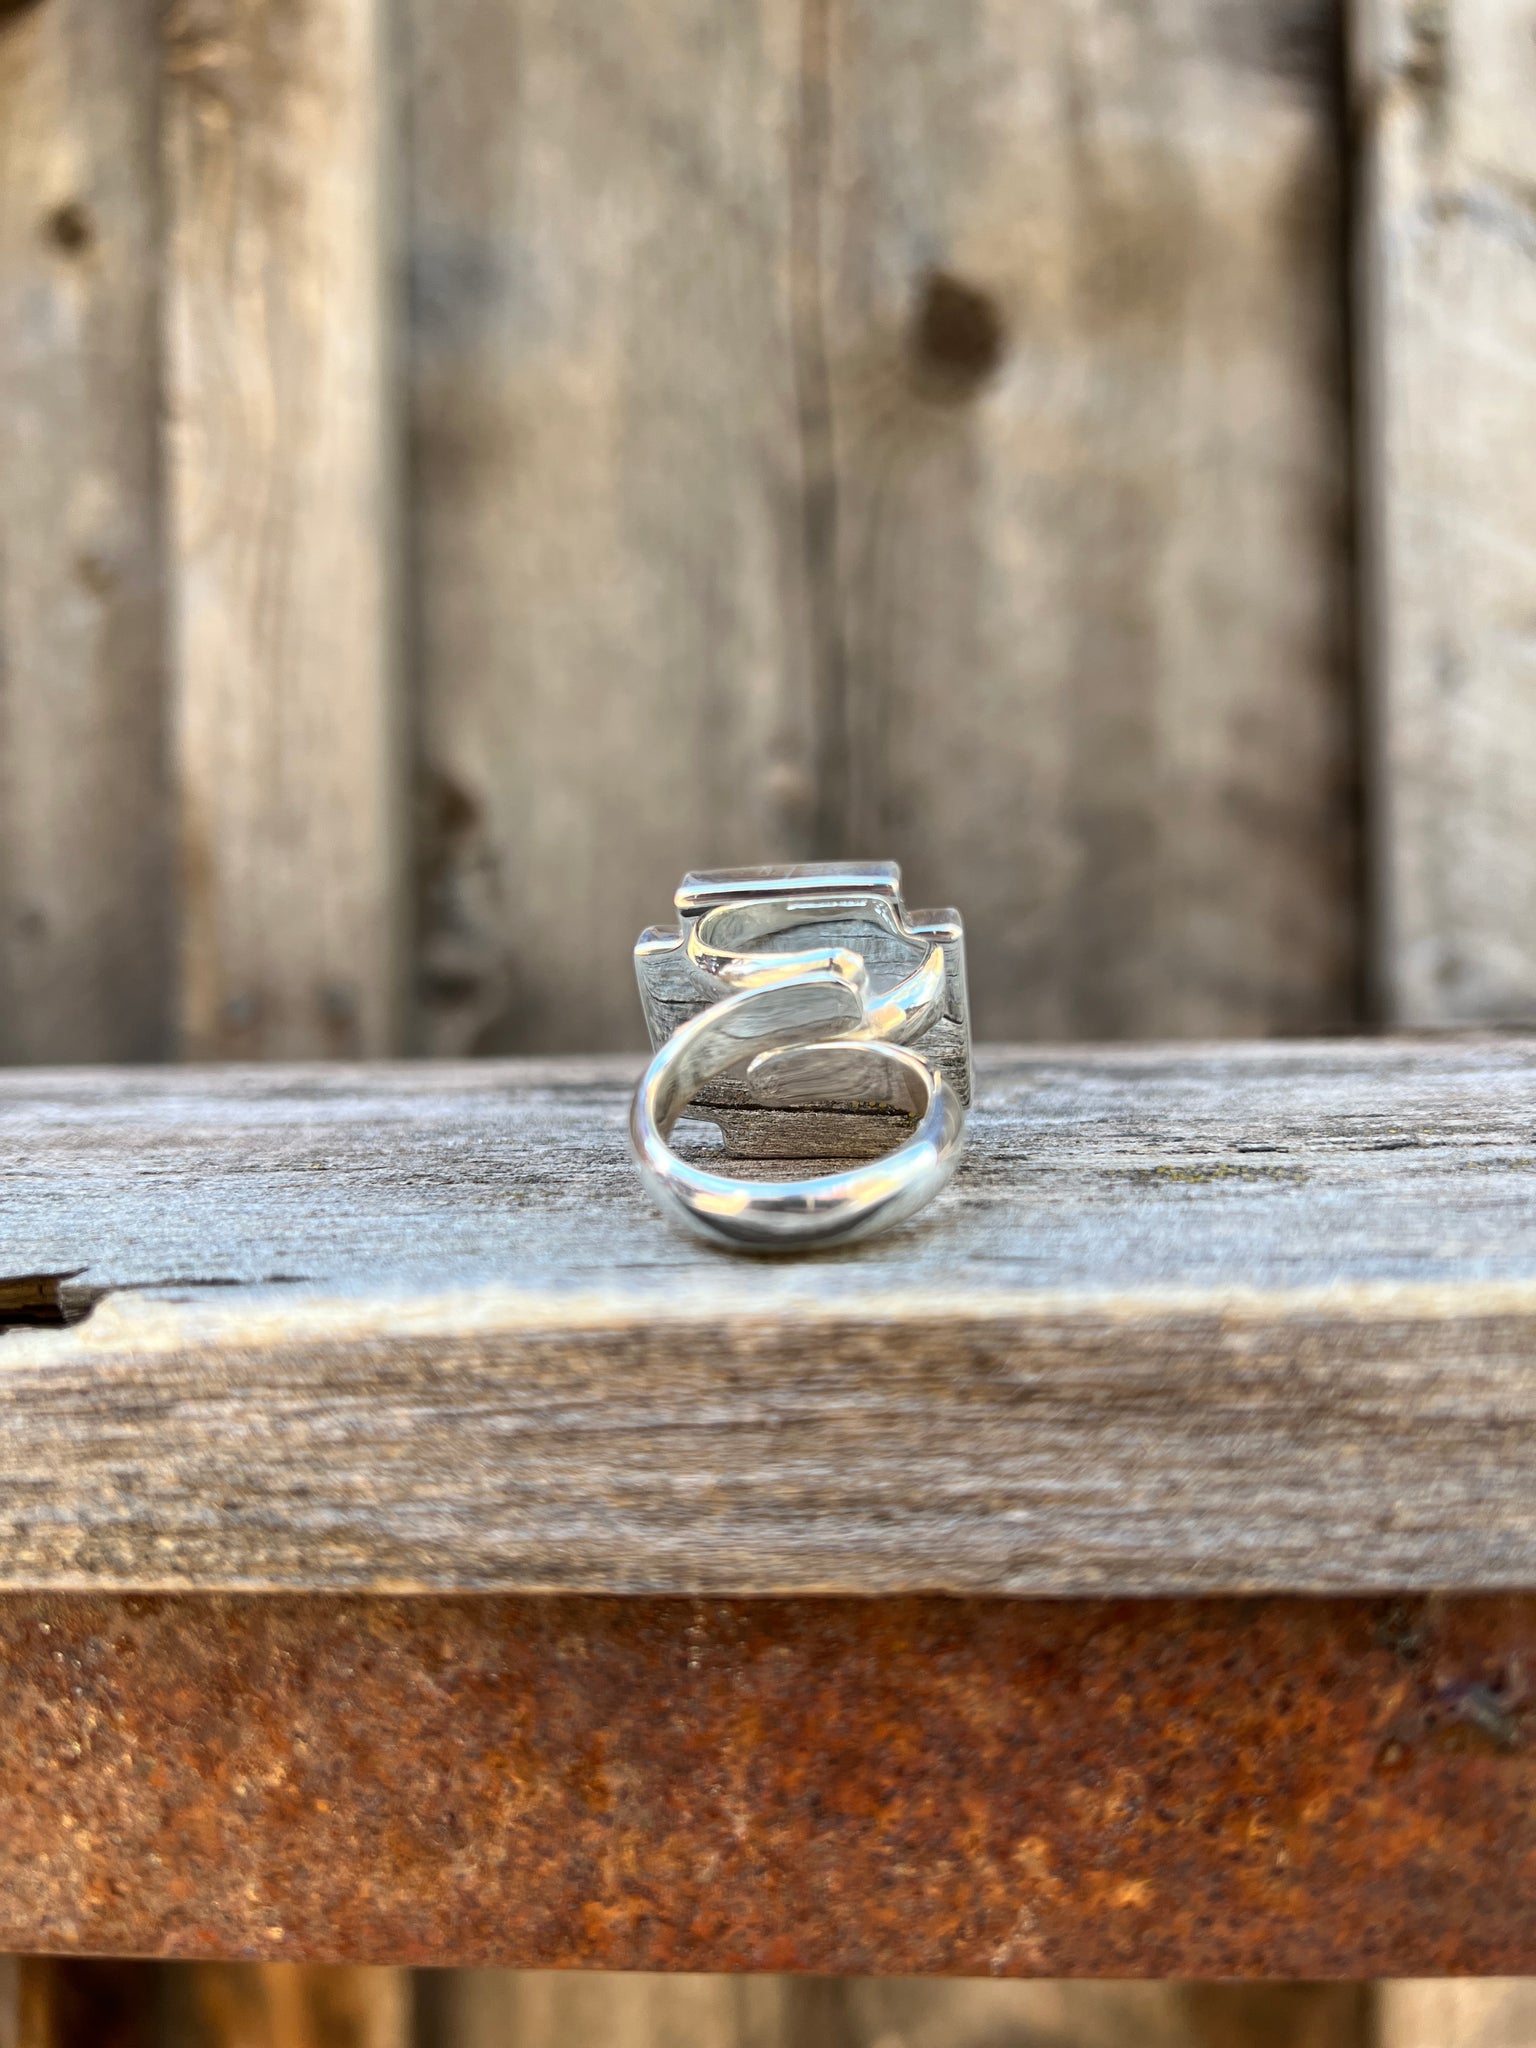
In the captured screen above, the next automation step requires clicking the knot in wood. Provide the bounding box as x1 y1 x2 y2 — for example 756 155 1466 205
909 271 1006 400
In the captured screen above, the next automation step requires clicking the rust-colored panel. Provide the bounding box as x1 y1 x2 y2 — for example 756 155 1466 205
0 1593 1530 1976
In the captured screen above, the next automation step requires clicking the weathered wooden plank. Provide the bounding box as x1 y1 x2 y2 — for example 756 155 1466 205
0 1962 407 2048
0 1591 1529 1976
1379 1985 1536 2048
419 1974 795 2048
161 1965 408 2048
0 0 170 1063
405 0 816 1056
9 1036 1535 1303
832 1983 1370 2048
3 1959 159 2048
1358 0 1536 1025
163 0 404 1060
1 1040 1535 1595
404 0 1356 1053
826 0 1357 1040
428 1976 1368 2048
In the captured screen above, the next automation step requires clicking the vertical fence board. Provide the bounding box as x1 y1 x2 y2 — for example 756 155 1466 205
825 0 1357 1040
164 1964 409 2048
406 0 817 1054
838 1982 1372 2048
420 1972 792 2048
423 1976 1371 2048
5 1960 162 2048
409 0 1356 1054
0 0 169 1062
1379 1985 1536 2048
163 0 404 1060
1359 0 1536 1025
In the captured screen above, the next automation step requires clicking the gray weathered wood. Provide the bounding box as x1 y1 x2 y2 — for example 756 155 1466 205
1358 0 1536 1026
406 0 816 1056
827 0 1358 1040
405 0 1356 1054
0 0 170 1064
1 1038 1535 1595
163 0 405 1060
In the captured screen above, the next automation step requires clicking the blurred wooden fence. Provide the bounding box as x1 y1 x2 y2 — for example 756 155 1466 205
0 0 1532 2041
6 0 1535 1064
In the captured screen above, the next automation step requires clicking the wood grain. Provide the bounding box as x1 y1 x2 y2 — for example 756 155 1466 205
425 1977 1369 2048
4 1960 159 2048
828 1983 1369 2048
2 1039 1535 1596
1359 0 1536 1026
419 1974 793 2048
1379 1985 1536 2048
163 0 404 1060
405 0 1356 1054
405 0 816 1056
163 1966 408 2048
825 0 1358 1040
0 0 170 1063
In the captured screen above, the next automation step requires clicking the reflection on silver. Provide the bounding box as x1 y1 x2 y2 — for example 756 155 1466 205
631 864 970 1251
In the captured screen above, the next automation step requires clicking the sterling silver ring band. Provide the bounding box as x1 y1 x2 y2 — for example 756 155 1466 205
630 865 971 1253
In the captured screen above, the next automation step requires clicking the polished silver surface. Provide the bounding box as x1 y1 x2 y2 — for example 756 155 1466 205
631 864 969 1251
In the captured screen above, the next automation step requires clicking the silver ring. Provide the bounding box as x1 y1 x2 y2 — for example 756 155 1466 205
631 864 970 1251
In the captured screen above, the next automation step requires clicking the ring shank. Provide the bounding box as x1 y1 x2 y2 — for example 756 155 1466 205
630 978 965 1252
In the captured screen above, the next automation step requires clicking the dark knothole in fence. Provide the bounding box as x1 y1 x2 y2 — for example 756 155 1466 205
909 270 1006 400
44 200 94 256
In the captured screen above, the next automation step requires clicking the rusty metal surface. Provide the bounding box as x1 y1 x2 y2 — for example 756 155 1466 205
0 1593 1531 1976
